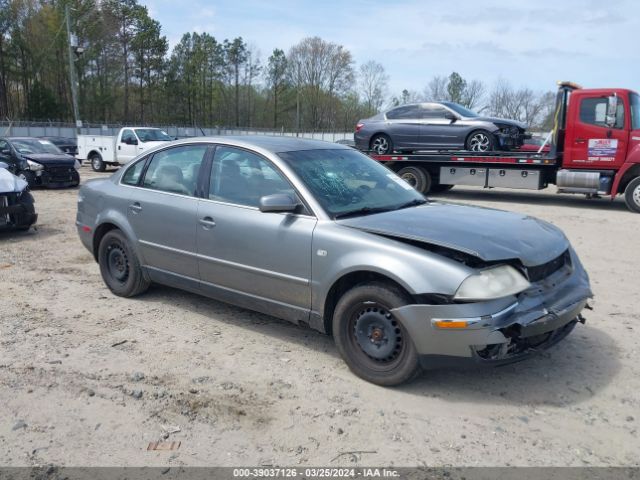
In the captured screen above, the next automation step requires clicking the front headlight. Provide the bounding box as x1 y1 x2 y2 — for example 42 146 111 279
74 160 81 171
454 265 530 301
27 160 44 171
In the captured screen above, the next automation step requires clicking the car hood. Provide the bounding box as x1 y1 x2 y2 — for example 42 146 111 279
337 202 568 267
0 167 27 193
471 116 527 130
22 153 76 165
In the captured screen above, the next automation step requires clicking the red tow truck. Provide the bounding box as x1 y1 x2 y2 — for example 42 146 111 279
368 82 640 213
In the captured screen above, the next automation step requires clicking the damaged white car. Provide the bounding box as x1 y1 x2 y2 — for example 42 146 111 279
0 161 37 232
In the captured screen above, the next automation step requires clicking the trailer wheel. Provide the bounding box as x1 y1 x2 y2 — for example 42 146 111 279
624 177 640 213
370 134 393 155
397 166 431 193
465 130 495 152
90 153 106 172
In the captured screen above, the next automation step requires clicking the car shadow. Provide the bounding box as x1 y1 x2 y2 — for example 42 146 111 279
141 285 618 406
435 188 629 212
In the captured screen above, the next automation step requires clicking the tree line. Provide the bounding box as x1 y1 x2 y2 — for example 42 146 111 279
0 0 555 131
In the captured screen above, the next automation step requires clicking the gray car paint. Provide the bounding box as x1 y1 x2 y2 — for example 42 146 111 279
337 202 567 267
77 136 591 361
354 102 526 151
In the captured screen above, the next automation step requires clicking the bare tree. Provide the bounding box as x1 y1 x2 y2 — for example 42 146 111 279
487 79 554 128
287 36 354 130
358 60 388 116
424 75 448 102
462 80 485 110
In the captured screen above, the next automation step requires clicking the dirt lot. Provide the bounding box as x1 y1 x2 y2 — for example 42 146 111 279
1 165 639 467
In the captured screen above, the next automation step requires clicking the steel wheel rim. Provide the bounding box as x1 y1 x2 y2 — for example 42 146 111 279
92 157 101 169
349 303 405 366
107 243 129 283
400 172 418 187
372 137 389 154
633 184 640 207
470 133 490 152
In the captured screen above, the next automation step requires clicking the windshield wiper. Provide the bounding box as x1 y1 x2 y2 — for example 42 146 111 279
334 206 395 219
395 199 428 210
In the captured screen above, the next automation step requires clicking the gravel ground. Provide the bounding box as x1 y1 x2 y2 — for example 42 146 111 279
0 165 638 467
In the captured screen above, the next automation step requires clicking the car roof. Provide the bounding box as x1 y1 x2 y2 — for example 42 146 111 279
171 135 352 154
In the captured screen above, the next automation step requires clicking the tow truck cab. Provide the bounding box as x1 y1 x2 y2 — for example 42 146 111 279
557 85 640 200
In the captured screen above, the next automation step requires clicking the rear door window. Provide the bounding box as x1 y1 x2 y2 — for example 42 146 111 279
141 145 208 196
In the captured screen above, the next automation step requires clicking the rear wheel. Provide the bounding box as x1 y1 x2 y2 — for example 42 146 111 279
90 153 106 172
332 282 421 386
624 177 640 213
465 130 495 152
396 166 432 194
370 134 393 155
98 229 150 297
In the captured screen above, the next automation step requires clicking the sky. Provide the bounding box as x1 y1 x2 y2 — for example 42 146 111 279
142 0 639 97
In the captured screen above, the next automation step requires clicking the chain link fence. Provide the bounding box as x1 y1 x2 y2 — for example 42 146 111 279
0 120 354 143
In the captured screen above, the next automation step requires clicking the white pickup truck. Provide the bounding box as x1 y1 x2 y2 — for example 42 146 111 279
77 127 174 171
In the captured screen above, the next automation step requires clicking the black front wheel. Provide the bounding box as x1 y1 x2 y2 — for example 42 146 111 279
332 283 421 386
90 154 106 172
98 229 150 297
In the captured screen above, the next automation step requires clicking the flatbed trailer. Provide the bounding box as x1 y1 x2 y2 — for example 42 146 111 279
368 82 640 213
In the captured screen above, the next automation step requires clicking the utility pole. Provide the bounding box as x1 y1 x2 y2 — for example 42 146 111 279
65 5 80 133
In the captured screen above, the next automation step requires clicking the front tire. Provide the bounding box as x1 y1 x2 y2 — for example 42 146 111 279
624 177 640 213
98 229 150 297
396 166 432 194
370 134 393 155
465 130 495 152
90 154 106 172
332 282 422 386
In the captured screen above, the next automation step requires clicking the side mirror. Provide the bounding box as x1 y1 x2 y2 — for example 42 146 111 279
444 112 457 122
0 161 8 170
259 193 299 213
605 94 618 127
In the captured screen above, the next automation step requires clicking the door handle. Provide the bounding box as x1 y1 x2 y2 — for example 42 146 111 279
129 202 142 213
575 138 587 144
199 217 216 229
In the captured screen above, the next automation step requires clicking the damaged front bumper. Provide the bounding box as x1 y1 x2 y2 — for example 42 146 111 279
495 130 530 149
390 248 593 368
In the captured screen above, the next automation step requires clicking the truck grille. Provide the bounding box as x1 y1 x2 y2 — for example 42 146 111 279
526 250 570 282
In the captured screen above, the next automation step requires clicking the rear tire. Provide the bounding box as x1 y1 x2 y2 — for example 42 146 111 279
396 166 432 194
370 134 393 155
624 177 640 213
332 282 422 386
90 154 106 172
465 130 495 152
98 229 150 297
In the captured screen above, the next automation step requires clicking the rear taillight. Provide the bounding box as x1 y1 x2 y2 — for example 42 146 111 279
355 123 364 133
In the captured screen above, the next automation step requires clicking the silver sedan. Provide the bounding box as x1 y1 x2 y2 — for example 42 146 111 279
76 137 592 385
